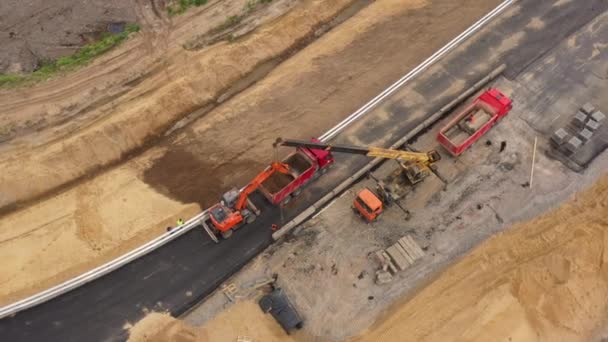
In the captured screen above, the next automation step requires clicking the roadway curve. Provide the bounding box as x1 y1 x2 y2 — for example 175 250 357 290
1 1 606 341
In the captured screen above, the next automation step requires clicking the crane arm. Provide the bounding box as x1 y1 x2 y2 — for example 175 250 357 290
235 162 290 210
275 138 440 164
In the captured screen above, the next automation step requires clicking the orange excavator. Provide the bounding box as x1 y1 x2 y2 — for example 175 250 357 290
207 162 291 239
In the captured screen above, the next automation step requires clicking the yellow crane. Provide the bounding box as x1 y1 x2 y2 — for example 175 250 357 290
274 138 440 184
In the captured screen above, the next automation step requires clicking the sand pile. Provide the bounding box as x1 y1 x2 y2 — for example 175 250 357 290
355 174 608 341
127 301 295 342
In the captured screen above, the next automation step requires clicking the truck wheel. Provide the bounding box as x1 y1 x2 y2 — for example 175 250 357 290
221 229 233 239
281 196 291 206
246 213 257 224
320 167 328 175
292 189 302 197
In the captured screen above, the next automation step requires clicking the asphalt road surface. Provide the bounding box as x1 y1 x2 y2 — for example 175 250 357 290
1 1 606 341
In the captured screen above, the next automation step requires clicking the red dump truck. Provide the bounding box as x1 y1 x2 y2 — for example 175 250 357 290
437 88 513 156
260 138 334 206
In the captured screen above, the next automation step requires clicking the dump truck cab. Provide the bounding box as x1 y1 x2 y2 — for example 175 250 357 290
353 188 384 222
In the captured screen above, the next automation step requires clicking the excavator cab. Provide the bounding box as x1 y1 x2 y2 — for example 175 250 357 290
353 188 384 222
209 187 259 239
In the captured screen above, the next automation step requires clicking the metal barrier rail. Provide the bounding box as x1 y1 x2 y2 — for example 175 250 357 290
0 0 516 320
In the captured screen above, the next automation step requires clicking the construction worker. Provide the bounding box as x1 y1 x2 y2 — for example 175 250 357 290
177 218 184 226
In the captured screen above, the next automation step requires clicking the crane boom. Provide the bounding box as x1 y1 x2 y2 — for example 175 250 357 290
274 138 441 164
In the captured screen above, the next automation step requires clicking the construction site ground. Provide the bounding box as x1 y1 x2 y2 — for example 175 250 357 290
0 0 505 304
174 8 608 341
129 176 608 342
1 1 608 341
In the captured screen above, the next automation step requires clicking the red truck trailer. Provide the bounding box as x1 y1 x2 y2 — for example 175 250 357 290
260 138 334 206
437 88 513 156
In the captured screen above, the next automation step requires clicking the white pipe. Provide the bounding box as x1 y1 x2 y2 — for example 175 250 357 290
0 0 516 319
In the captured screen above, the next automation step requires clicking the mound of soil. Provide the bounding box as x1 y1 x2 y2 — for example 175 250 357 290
0 0 138 73
127 301 295 342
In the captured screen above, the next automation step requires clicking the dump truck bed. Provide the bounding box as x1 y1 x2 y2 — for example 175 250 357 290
437 88 513 156
259 149 317 204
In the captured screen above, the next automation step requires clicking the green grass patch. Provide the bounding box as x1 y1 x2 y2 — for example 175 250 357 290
0 24 140 88
167 0 208 17
245 0 273 12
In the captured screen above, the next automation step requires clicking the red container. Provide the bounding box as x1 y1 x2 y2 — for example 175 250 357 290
437 88 513 156
260 139 334 205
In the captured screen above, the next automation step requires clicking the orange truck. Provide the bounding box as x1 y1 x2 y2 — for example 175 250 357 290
353 188 384 222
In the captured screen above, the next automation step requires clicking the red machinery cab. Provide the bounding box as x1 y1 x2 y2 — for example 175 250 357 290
437 88 513 156
353 188 384 222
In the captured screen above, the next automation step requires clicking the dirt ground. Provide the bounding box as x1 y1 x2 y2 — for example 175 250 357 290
355 174 608 342
126 174 608 342
0 0 138 73
0 0 500 305
0 0 350 212
127 301 296 342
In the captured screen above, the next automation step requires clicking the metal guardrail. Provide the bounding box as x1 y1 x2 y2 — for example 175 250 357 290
0 0 516 320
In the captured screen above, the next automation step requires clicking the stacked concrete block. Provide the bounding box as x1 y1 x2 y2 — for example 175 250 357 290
577 128 593 143
398 236 425 260
573 111 588 128
586 119 601 131
386 245 411 271
565 136 583 153
581 103 596 115
374 235 425 284
551 128 570 145
591 110 605 124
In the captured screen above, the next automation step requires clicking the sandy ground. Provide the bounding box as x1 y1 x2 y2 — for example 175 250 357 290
127 301 295 342
0 0 499 305
0 0 353 212
355 174 608 342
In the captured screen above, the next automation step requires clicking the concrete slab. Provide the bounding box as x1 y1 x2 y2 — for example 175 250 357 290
386 245 411 271
581 103 596 115
395 243 416 265
578 128 593 143
586 119 601 131
566 136 583 153
573 111 588 128
591 111 606 123
402 236 425 259
551 128 569 145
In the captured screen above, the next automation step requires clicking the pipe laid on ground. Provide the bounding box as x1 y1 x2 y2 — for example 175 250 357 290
273 64 507 241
